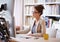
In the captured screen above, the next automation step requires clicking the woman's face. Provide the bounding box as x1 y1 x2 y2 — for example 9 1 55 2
33 8 40 19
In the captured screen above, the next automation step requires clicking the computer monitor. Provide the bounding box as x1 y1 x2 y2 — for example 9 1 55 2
9 17 16 38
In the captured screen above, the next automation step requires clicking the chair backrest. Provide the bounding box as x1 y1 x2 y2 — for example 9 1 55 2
56 29 60 38
46 28 57 38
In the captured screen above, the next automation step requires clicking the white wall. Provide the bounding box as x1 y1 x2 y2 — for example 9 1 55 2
14 0 23 28
0 0 14 15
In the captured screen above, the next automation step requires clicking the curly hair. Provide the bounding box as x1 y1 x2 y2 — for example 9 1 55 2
34 5 44 15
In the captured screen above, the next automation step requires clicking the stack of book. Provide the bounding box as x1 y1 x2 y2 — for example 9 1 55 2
44 5 60 15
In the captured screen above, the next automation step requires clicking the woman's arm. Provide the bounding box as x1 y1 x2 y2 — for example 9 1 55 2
16 28 30 34
41 20 46 36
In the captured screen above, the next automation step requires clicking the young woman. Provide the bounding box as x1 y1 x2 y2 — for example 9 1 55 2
17 5 46 37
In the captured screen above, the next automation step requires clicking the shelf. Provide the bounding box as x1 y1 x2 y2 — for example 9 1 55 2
24 3 45 6
25 14 60 18
24 0 60 29
45 2 60 5
25 2 60 6
25 14 32 17
45 15 60 20
44 15 60 17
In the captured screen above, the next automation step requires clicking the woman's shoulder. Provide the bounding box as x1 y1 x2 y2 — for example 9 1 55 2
39 17 45 24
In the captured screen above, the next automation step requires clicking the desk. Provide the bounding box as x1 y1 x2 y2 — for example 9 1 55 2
10 34 60 42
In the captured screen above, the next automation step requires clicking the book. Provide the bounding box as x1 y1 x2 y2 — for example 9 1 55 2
48 19 53 28
58 5 60 15
44 17 49 28
45 0 56 2
52 0 56 2
56 0 60 2
52 5 56 15
34 0 37 3
44 17 53 28
25 0 34 4
44 5 52 15
45 0 52 2
37 0 45 3
29 6 34 14
55 5 60 15
25 6 30 14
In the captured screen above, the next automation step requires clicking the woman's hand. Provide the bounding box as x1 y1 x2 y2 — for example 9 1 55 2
28 34 34 36
16 31 20 34
28 33 43 37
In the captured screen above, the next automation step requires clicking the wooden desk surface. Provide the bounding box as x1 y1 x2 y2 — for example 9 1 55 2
10 34 60 42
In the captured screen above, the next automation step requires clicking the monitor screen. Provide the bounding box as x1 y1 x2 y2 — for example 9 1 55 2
9 17 16 38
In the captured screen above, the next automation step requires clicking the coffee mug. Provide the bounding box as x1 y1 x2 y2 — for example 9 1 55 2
43 34 49 40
